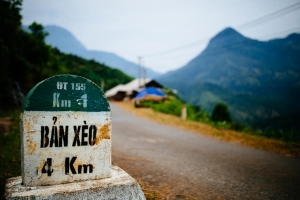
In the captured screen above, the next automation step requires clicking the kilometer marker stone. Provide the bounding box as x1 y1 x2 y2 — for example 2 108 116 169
20 74 111 186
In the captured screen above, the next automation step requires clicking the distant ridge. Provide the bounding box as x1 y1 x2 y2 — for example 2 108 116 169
157 27 300 128
24 25 161 79
45 25 88 57
208 27 249 49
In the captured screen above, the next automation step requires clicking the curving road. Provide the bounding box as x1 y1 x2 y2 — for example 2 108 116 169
110 103 300 200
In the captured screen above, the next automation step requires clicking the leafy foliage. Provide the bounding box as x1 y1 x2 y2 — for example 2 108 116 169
142 93 247 133
253 113 300 142
211 103 232 123
29 22 49 41
146 99 182 117
0 111 21 197
49 49 133 91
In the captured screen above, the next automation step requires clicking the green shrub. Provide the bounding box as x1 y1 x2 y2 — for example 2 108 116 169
143 99 182 116
142 99 212 123
211 103 232 123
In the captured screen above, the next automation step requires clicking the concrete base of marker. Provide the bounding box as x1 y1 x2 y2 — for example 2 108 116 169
5 166 145 200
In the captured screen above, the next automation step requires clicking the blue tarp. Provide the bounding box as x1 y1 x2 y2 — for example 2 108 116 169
134 87 166 100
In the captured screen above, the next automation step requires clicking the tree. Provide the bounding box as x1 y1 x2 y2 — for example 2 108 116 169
0 0 23 108
29 22 49 41
0 0 51 109
0 0 22 79
211 102 232 122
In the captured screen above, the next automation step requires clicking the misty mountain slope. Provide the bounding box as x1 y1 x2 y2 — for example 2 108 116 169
158 28 300 125
45 25 88 57
27 25 161 78
86 50 152 78
162 28 300 96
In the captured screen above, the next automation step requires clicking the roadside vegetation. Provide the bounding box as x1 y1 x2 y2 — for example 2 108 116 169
0 110 21 198
139 89 300 143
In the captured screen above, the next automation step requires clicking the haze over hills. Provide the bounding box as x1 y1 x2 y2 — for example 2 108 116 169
25 25 161 79
157 28 300 128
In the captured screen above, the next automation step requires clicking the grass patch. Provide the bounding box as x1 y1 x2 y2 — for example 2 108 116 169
141 99 249 132
144 190 157 200
138 97 300 142
0 110 21 198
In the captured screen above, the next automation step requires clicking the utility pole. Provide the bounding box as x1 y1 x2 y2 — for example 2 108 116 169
101 80 105 91
138 56 142 88
142 60 146 87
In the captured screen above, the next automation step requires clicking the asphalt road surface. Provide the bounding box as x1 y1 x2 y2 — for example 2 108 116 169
110 103 300 200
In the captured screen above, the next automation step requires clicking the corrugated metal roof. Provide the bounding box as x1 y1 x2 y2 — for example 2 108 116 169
105 79 151 97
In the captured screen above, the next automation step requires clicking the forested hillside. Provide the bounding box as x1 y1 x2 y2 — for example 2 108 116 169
158 28 300 133
0 0 132 110
26 25 161 79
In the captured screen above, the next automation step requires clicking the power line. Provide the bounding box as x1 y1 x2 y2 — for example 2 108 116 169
142 1 300 59
238 2 300 29
160 26 300 63
143 38 208 58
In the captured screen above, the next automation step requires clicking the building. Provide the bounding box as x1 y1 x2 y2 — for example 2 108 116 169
105 79 164 101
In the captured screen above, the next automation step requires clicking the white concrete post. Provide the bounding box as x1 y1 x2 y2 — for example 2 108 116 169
5 75 145 200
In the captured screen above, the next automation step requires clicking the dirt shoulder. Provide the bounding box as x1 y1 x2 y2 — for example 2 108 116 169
114 101 300 158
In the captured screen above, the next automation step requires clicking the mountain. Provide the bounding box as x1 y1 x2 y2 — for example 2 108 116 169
40 25 160 78
157 27 300 127
44 25 88 57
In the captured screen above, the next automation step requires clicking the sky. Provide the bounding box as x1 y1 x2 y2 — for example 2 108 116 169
21 0 300 73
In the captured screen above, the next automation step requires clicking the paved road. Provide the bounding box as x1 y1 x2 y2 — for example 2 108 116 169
110 103 300 200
